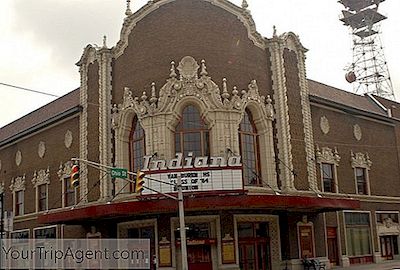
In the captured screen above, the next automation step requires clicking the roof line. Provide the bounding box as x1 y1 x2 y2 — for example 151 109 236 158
309 95 395 123
0 106 82 148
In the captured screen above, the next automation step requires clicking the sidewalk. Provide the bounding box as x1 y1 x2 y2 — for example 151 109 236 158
334 260 400 270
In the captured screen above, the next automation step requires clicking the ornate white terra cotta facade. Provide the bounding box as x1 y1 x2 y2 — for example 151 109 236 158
112 56 277 194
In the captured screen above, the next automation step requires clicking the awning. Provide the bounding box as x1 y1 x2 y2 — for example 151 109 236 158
38 192 360 224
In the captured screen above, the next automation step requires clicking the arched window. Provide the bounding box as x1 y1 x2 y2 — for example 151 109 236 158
175 105 210 157
239 109 261 186
129 117 145 174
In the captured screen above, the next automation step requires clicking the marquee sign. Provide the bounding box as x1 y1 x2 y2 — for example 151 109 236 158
142 152 243 194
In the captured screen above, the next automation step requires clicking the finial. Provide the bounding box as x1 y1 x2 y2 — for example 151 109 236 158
266 95 272 104
273 25 277 37
200 59 208 77
232 86 239 96
102 35 107 48
150 82 157 104
222 78 230 100
141 91 148 102
242 0 249 9
170 61 177 78
125 0 132 16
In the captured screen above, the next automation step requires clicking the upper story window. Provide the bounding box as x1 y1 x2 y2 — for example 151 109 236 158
175 105 210 157
15 190 24 216
239 109 261 186
322 163 335 193
10 175 26 216
58 161 78 208
31 168 50 212
351 151 371 195
38 184 48 212
315 146 340 193
129 117 146 172
64 177 76 207
356 168 368 195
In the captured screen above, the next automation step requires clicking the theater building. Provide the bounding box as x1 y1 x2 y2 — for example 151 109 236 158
1 0 400 269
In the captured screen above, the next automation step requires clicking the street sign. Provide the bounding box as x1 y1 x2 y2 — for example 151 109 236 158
110 168 128 179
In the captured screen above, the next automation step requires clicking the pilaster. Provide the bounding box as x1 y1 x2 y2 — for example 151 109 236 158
98 47 113 200
297 48 317 190
268 38 295 191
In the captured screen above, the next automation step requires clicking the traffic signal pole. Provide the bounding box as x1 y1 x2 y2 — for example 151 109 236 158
71 157 189 270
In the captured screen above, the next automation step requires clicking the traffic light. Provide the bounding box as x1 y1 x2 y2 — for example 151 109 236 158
70 164 80 187
135 170 145 194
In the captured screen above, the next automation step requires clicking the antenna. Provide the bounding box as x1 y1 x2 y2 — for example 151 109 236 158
339 0 395 100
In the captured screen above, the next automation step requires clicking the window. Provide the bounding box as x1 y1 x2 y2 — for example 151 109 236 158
175 105 210 157
351 152 371 196
15 191 24 216
129 117 146 172
356 168 368 195
322 163 335 192
38 184 48 212
345 212 372 257
64 177 76 207
129 117 145 192
239 109 261 186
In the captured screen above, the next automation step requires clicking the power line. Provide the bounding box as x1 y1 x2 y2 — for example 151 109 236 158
0 82 59 98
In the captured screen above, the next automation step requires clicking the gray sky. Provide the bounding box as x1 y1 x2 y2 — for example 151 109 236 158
1 0 399 127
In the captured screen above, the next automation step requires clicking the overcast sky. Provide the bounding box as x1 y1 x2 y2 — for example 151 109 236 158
0 0 399 127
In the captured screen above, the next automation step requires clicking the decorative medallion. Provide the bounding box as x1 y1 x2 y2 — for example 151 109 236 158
38 141 46 158
353 124 362 141
65 130 73 149
15 150 22 166
320 116 330 135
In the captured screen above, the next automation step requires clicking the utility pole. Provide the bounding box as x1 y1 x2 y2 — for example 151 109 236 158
177 174 188 270
71 158 188 270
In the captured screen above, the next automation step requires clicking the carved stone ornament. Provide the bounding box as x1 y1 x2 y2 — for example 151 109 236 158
112 56 274 129
15 150 22 166
315 145 340 166
177 56 199 80
383 218 395 228
351 151 372 169
31 168 50 187
64 130 73 149
58 161 74 180
10 175 26 192
353 124 362 141
320 116 330 135
38 141 46 158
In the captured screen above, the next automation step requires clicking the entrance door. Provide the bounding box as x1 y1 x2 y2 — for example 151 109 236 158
188 245 212 270
381 236 396 260
327 227 339 266
238 222 271 270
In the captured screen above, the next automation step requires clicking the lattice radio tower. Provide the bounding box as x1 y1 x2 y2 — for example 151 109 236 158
339 0 394 100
